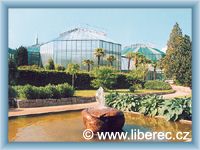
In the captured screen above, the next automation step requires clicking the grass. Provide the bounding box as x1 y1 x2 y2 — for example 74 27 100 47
74 89 175 97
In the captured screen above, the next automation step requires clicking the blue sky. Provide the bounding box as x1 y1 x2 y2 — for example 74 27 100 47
8 8 192 51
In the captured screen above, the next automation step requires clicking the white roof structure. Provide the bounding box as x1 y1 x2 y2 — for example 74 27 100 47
54 28 118 44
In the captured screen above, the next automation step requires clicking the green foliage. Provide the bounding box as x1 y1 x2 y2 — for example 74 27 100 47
9 59 18 85
16 46 28 66
106 92 141 112
18 65 42 70
173 35 192 87
82 59 94 72
164 23 192 87
158 98 192 121
129 84 143 92
66 63 80 87
139 95 165 116
106 92 192 121
45 58 55 70
66 63 80 75
127 64 149 81
15 68 132 90
8 86 17 98
125 52 135 70
94 48 105 66
114 73 131 89
12 83 74 99
91 66 118 90
55 64 65 71
129 86 135 92
144 80 172 90
106 55 116 66
57 83 75 98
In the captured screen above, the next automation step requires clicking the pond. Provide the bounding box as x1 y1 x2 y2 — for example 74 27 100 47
9 110 192 142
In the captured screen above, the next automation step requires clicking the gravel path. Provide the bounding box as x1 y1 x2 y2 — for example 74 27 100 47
162 85 192 99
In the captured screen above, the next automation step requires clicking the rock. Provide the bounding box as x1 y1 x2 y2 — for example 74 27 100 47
82 107 125 133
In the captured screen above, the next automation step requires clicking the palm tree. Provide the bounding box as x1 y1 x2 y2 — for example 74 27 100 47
94 48 105 67
125 52 135 70
138 55 151 65
82 59 94 72
138 55 151 80
157 58 165 80
66 63 80 88
151 61 157 80
106 55 116 66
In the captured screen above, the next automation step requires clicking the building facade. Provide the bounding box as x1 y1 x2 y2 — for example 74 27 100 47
40 28 121 70
121 44 165 70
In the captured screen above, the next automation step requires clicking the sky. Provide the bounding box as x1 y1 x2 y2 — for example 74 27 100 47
8 8 192 52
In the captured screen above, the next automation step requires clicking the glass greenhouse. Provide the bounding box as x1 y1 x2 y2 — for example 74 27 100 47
121 44 165 70
27 43 41 66
40 28 121 70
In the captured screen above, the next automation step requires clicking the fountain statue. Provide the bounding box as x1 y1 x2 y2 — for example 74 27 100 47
82 87 125 133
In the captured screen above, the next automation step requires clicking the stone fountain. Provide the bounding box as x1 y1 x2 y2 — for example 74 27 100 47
82 87 125 133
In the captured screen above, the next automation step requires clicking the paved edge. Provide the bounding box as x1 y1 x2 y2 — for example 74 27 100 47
9 102 98 118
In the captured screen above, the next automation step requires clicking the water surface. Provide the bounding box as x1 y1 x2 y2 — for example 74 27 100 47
9 111 192 142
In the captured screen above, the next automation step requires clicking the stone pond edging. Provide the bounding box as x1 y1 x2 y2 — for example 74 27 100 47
16 96 96 108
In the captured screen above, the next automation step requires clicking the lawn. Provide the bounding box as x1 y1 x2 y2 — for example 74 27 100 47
74 89 175 97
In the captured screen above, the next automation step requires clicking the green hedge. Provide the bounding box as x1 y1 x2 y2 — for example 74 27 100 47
12 83 74 99
144 80 172 90
15 69 131 90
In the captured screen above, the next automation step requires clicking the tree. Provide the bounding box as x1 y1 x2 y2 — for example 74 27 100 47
157 58 165 80
157 58 165 72
174 35 192 86
8 58 18 85
163 23 192 87
132 52 141 69
66 63 80 88
164 23 183 78
94 48 105 67
151 61 157 80
91 66 117 90
82 59 94 72
16 46 28 66
106 55 116 66
45 58 55 70
127 64 149 82
125 52 134 70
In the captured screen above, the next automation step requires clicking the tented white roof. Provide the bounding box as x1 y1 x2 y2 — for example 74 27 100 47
54 28 118 44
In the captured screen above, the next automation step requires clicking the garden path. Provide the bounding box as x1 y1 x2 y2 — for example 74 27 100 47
162 85 191 99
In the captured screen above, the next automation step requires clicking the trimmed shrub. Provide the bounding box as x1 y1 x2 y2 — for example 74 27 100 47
15 68 139 90
45 84 60 99
16 85 38 99
144 80 172 90
57 83 74 97
12 83 74 99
